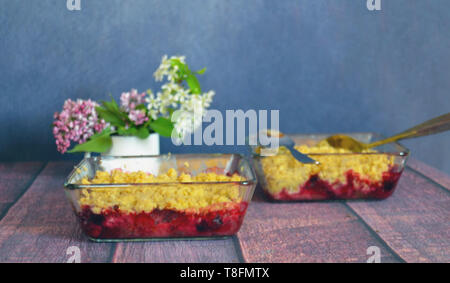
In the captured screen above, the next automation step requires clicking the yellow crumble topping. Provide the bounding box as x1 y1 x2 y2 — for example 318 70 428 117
79 168 244 214
260 142 394 194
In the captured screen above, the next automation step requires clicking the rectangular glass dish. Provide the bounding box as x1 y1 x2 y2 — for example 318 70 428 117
64 154 257 241
250 133 409 201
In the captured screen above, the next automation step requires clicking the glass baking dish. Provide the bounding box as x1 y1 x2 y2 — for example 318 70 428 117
250 133 409 201
64 154 257 241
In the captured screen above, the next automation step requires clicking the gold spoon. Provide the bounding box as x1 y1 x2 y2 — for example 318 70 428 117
323 113 450 152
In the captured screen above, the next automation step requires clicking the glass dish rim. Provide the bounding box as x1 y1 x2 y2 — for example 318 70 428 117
64 153 257 190
250 132 410 157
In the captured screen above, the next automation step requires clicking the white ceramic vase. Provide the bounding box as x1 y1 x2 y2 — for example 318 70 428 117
103 133 160 156
94 133 161 174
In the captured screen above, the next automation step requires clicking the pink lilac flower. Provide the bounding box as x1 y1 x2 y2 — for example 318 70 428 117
53 99 107 153
128 109 148 126
120 89 146 112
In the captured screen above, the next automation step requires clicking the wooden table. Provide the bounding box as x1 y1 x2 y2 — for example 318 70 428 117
0 159 448 263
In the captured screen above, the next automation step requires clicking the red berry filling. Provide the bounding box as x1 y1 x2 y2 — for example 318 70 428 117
78 202 248 239
267 166 403 201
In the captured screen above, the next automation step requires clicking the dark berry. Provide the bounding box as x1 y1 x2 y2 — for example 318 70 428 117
213 215 223 226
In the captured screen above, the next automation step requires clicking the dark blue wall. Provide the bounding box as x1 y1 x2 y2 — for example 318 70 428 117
1 0 449 173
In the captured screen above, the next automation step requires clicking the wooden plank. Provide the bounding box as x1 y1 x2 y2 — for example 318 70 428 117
0 162 45 215
407 158 450 191
236 192 402 263
347 169 450 263
113 239 240 263
0 162 113 263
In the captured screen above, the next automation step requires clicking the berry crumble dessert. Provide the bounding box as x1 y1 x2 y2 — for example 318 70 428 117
256 142 404 201
76 168 248 239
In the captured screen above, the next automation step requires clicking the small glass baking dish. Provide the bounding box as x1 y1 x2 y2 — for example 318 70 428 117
250 133 409 201
64 154 257 241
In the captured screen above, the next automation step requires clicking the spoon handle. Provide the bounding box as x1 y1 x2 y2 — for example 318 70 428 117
287 145 319 164
368 113 450 148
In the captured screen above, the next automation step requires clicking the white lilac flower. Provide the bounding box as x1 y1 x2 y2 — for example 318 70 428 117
172 111 196 138
145 91 159 110
148 55 215 138
172 90 215 137
153 55 169 82
153 55 186 82
148 109 159 120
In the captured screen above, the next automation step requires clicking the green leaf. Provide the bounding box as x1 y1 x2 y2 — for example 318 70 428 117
136 127 150 139
102 96 129 120
107 94 120 108
68 131 112 153
170 59 189 80
96 106 126 127
195 67 206 75
167 107 175 118
117 126 138 136
117 126 150 139
135 104 147 111
142 119 152 128
169 59 203 94
186 73 202 94
150 117 174 137
95 96 131 127
90 126 114 138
